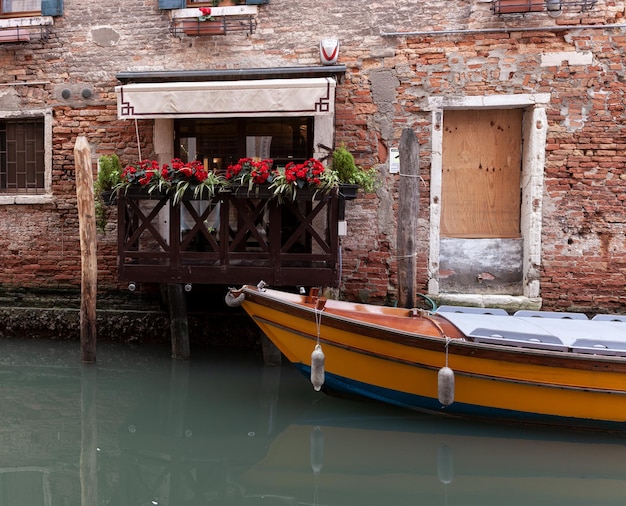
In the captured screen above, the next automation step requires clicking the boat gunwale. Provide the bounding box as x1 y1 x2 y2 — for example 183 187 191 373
254 313 626 396
241 286 626 374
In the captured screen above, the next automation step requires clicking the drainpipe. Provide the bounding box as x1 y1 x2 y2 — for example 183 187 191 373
380 22 626 37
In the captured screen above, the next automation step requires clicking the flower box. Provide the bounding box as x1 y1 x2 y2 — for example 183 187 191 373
181 19 225 36
338 183 359 201
100 190 117 206
492 0 544 14
227 184 275 199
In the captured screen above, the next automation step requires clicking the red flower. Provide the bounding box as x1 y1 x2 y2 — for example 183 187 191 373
226 158 275 185
283 158 327 188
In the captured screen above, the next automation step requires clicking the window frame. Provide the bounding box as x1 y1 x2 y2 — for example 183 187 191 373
0 0 62 20
173 116 315 172
185 0 213 6
0 109 52 204
0 0 41 18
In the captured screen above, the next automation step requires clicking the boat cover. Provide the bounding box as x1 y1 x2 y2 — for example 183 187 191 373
437 310 626 356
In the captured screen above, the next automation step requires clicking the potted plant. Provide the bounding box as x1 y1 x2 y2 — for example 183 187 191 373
331 144 379 199
182 7 225 35
94 154 121 233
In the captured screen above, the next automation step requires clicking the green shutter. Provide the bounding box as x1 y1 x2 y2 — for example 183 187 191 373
41 0 63 16
158 0 185 9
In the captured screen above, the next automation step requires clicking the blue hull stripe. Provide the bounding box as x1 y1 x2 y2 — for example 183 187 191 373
294 363 621 431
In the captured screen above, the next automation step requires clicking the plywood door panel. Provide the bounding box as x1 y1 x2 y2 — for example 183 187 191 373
441 109 522 238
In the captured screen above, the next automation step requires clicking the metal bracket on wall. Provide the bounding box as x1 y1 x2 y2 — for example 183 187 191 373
170 15 257 37
0 23 50 44
492 0 597 15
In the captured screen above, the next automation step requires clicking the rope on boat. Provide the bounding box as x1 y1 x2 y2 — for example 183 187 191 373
225 288 245 307
418 292 438 312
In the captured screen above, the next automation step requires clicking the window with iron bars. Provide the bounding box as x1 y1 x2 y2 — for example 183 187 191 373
0 118 45 194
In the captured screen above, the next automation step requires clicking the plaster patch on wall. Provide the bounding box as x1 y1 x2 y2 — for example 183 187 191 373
0 87 20 110
540 51 593 67
90 26 120 47
370 70 399 141
561 101 591 131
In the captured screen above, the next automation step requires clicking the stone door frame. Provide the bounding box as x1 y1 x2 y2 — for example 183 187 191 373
427 93 550 305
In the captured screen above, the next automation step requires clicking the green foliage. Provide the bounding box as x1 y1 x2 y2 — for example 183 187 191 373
95 154 121 193
94 154 122 233
331 145 379 194
171 171 227 206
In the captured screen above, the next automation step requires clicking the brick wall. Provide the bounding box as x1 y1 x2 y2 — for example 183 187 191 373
0 0 625 312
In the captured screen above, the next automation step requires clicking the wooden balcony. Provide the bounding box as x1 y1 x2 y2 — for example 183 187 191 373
117 187 340 288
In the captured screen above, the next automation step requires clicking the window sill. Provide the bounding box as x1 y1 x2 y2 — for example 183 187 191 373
170 5 258 19
0 16 53 28
0 194 54 205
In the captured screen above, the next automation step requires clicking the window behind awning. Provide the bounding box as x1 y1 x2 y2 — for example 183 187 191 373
115 77 336 119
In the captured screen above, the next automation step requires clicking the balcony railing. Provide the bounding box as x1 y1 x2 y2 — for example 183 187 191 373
117 187 340 288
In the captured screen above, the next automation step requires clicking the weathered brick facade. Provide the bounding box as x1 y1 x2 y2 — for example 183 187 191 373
1 0 626 314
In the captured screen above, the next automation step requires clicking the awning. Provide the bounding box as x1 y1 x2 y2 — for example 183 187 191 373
115 77 336 119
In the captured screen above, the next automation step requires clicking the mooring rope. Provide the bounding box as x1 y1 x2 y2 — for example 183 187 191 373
315 302 324 344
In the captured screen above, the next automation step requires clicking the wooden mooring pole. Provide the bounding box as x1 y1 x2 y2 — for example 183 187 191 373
397 128 420 309
74 136 97 362
168 283 190 359
80 365 98 506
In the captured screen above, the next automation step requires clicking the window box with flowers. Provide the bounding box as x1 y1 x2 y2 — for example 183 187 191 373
492 0 544 14
180 7 226 35
116 157 339 206
115 159 226 205
225 158 277 198
225 157 338 201
167 3 258 37
270 158 338 202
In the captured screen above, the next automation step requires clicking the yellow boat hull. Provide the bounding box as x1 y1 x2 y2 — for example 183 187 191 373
235 286 626 429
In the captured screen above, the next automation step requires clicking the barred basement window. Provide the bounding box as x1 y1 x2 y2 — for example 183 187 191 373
0 118 45 194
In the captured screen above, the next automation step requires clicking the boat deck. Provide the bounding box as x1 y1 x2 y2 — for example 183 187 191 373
438 308 626 356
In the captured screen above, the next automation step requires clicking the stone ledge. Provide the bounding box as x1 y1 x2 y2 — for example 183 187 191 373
0 306 261 350
432 293 542 313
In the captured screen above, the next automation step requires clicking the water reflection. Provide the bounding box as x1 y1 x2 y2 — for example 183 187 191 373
0 339 624 505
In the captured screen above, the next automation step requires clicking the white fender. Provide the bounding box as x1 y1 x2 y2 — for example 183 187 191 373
310 344 325 391
438 366 455 406
225 291 245 307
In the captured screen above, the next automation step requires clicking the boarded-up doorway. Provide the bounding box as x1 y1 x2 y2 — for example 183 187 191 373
439 109 523 294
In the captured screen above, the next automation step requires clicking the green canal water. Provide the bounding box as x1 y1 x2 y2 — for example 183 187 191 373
0 338 624 505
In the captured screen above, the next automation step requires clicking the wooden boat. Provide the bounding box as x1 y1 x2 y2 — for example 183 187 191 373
226 283 626 430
